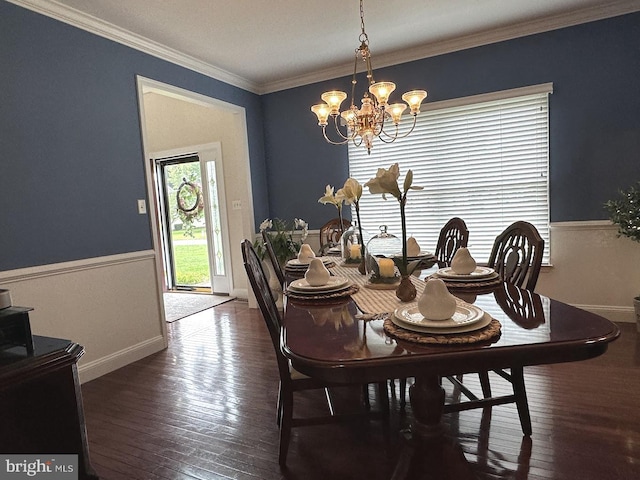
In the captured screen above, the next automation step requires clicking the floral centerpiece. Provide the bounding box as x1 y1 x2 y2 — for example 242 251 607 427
254 217 308 266
365 163 424 301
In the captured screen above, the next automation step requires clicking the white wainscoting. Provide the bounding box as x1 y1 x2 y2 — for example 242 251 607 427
536 221 640 323
0 250 167 383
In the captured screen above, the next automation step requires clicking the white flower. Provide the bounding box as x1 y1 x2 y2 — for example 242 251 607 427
294 218 309 240
340 178 363 205
259 218 272 231
318 184 345 208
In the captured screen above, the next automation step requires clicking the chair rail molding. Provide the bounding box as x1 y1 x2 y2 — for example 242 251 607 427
0 250 167 383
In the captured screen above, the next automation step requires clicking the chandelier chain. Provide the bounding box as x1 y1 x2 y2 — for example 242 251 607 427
359 0 368 44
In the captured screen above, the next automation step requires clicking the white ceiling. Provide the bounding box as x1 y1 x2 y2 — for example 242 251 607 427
11 0 640 93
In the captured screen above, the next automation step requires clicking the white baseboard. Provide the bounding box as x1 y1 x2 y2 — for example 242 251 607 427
78 335 166 383
231 287 248 300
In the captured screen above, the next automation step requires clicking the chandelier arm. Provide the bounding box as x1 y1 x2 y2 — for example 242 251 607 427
394 115 419 139
330 115 351 141
377 126 400 143
377 113 399 141
321 126 350 146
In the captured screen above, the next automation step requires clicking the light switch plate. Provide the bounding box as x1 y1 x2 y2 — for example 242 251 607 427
137 199 147 214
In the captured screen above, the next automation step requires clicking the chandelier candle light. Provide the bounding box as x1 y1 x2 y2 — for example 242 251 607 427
311 0 428 154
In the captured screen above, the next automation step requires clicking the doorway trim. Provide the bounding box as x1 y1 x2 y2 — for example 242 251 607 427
136 75 254 307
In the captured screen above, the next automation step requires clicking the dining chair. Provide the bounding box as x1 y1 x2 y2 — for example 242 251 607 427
488 220 544 292
394 217 469 408
261 229 286 287
445 221 544 436
319 217 351 255
434 217 470 268
241 239 386 466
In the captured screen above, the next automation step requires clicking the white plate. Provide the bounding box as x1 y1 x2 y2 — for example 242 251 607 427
391 311 492 334
287 258 333 267
288 276 350 293
436 266 495 280
437 272 500 283
394 302 485 328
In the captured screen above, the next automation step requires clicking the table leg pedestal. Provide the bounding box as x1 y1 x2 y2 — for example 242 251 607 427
391 374 476 480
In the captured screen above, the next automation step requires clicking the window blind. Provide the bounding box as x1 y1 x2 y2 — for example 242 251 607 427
349 85 551 264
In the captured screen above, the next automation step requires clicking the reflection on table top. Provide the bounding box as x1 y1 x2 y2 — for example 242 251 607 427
281 280 620 384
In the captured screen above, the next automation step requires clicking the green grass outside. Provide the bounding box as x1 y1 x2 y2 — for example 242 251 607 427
171 227 206 240
172 243 210 285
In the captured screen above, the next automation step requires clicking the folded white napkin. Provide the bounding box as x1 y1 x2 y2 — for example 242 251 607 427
451 247 476 274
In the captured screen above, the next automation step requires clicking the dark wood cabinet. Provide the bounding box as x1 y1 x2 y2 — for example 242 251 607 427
0 317 98 480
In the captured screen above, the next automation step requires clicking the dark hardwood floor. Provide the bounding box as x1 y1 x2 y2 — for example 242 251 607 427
81 300 640 479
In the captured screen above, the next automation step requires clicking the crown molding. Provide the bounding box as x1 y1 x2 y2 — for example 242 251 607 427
7 0 640 96
261 0 640 94
6 0 261 94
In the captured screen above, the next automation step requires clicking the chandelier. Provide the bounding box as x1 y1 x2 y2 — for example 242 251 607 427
311 0 428 154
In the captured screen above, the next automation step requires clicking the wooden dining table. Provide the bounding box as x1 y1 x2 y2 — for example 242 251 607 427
280 264 620 479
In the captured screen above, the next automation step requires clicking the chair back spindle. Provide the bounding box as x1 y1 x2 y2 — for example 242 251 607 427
319 218 351 255
434 217 469 268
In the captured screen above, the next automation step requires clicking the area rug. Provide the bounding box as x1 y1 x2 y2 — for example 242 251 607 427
164 293 235 322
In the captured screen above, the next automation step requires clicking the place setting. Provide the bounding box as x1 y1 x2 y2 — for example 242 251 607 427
284 243 336 279
428 247 502 293
383 277 501 344
284 244 358 302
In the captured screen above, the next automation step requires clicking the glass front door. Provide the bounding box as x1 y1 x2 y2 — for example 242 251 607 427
157 155 211 291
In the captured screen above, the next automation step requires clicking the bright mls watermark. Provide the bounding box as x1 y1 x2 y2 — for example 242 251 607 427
0 455 77 479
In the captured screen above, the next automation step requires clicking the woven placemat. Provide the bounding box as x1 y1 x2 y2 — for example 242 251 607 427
383 316 502 345
284 283 360 302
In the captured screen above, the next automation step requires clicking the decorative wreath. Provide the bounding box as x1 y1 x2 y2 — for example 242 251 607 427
176 179 204 219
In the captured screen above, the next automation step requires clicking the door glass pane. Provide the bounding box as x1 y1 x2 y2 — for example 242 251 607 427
162 158 211 289
205 161 225 276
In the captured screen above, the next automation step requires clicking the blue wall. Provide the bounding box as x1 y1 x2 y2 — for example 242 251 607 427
262 12 640 228
0 1 267 271
2 1 639 271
